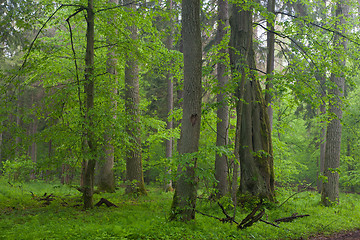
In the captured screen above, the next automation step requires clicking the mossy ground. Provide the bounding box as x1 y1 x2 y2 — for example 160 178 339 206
1 179 360 239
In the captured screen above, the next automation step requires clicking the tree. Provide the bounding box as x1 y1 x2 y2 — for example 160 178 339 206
229 2 275 202
321 0 348 206
97 0 118 193
82 0 97 209
214 0 229 198
170 0 202 221
265 0 275 130
124 0 147 195
164 0 174 192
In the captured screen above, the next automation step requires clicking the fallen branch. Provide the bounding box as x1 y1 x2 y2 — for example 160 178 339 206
274 213 310 223
95 198 118 207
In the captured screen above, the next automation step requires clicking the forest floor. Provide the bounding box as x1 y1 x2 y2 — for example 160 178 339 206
1 179 360 239
307 230 360 240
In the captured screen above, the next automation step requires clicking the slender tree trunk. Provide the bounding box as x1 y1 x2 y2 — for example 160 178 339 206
214 0 229 198
82 0 97 209
318 75 326 192
265 0 275 130
29 118 37 180
321 1 348 206
164 0 174 192
229 4 274 202
170 0 202 221
97 0 118 193
124 0 146 195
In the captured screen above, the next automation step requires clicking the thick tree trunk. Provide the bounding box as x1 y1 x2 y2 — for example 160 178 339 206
97 0 118 193
214 0 229 198
124 0 146 195
321 1 348 206
82 0 97 209
229 5 274 202
170 0 202 221
164 0 174 192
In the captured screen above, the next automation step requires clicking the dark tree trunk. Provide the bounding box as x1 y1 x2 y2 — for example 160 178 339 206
170 0 202 221
214 0 229 198
124 0 146 195
82 0 97 209
265 0 275 130
321 1 348 206
229 4 275 202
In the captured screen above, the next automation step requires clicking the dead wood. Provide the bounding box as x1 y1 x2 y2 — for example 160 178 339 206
95 198 118 207
274 213 310 223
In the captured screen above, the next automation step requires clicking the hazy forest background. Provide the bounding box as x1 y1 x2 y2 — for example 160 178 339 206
2 0 360 238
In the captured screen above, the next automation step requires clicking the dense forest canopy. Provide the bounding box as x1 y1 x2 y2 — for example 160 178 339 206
1 0 360 213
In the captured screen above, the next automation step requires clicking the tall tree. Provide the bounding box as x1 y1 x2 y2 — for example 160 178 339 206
229 2 275 202
321 1 348 206
164 0 174 192
265 0 275 130
82 0 97 209
124 0 146 195
214 0 229 198
97 0 118 193
170 0 202 221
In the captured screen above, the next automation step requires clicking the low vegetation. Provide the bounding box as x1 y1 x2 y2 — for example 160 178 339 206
1 178 360 240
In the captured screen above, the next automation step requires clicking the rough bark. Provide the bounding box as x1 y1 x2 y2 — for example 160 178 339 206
214 0 229 198
164 0 174 192
170 0 202 221
321 1 348 206
97 0 118 193
124 0 146 195
82 0 97 209
229 4 275 202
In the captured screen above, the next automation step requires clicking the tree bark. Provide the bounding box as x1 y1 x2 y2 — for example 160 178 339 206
82 0 97 209
265 0 275 130
164 0 174 192
170 0 202 221
214 0 229 198
229 4 275 202
321 1 348 206
97 0 118 193
124 0 146 195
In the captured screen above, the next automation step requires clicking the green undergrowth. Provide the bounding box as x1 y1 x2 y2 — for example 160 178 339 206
1 179 360 239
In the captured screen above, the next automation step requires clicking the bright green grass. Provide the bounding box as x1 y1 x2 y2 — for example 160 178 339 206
1 179 360 239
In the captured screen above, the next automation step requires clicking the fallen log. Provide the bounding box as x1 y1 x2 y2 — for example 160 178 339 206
95 198 118 207
274 213 310 223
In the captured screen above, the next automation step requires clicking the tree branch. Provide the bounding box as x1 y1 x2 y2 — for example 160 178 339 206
275 11 360 46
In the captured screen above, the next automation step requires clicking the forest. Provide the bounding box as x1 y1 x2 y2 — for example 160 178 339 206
2 0 360 239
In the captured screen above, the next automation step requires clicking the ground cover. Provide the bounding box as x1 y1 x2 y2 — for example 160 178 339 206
1 179 360 239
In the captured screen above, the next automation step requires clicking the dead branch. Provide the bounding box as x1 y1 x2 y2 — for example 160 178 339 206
95 198 118 207
274 213 310 223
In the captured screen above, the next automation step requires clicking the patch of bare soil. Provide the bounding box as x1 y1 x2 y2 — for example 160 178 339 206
305 230 360 240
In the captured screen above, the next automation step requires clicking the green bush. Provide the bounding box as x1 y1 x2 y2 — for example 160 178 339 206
2 155 36 182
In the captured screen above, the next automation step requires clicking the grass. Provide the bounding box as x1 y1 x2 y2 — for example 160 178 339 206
1 179 360 239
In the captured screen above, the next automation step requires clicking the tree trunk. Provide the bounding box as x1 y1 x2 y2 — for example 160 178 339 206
82 0 97 209
265 0 275 130
318 75 326 192
124 0 146 195
214 0 229 198
170 0 202 221
164 0 174 192
229 4 275 202
97 0 118 193
321 1 348 206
